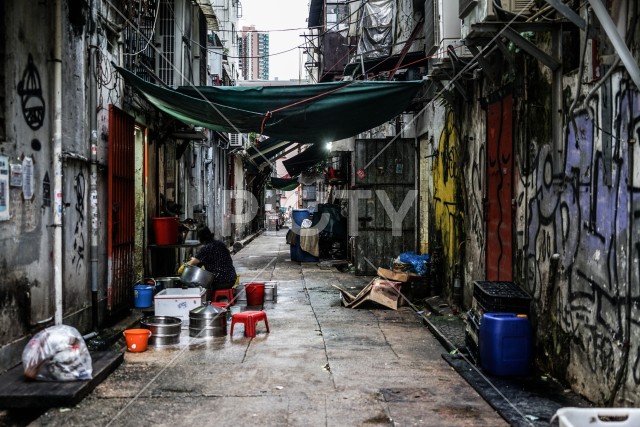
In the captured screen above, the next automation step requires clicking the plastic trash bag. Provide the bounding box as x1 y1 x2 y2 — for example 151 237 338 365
397 252 430 276
22 324 93 381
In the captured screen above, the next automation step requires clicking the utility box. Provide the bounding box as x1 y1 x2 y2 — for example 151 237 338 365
154 287 206 327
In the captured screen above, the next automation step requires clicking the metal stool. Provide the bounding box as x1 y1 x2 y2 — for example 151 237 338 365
212 288 235 305
230 311 270 338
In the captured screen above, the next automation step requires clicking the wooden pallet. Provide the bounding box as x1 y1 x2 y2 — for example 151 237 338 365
0 351 123 409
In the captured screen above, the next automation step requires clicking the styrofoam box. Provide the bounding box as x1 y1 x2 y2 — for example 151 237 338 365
554 407 640 427
154 287 206 327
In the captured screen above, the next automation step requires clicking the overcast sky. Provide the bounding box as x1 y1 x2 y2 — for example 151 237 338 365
238 0 310 81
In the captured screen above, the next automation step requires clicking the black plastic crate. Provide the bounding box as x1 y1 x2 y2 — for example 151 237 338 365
472 281 531 314
464 309 481 364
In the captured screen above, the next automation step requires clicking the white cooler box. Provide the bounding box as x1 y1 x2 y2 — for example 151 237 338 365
154 287 206 327
554 407 640 427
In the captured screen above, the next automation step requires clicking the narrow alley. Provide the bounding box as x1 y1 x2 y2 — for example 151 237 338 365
26 231 506 427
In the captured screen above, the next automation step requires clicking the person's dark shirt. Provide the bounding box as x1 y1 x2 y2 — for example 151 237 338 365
194 240 237 283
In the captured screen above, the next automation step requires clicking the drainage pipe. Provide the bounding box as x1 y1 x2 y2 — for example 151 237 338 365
587 0 640 90
88 0 99 330
53 0 64 325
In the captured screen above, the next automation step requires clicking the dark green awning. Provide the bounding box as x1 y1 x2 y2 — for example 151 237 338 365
283 144 329 176
246 138 296 162
114 64 423 144
270 177 300 191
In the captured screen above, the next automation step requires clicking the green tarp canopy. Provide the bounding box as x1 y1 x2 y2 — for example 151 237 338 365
247 138 296 162
283 143 329 176
270 177 300 191
114 65 423 144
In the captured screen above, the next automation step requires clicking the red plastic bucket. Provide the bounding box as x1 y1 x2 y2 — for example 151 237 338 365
245 283 265 306
152 217 179 245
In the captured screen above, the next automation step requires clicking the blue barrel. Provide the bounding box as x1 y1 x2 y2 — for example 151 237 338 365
291 209 310 233
480 313 531 376
133 285 154 308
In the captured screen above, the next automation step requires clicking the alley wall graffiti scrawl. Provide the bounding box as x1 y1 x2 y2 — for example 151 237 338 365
525 79 640 402
433 111 464 288
72 171 86 271
17 54 45 131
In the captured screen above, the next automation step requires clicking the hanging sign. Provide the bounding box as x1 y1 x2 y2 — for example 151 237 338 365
0 156 9 221
22 156 34 200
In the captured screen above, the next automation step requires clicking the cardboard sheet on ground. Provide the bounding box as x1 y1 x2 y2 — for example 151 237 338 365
332 277 402 310
376 267 423 283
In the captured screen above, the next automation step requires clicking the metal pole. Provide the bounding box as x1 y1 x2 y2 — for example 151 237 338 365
53 0 63 324
89 0 99 330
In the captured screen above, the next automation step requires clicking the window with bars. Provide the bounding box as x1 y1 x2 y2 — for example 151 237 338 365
122 0 158 82
157 0 175 87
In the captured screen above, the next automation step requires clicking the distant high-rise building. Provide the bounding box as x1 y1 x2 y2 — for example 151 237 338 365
239 25 269 80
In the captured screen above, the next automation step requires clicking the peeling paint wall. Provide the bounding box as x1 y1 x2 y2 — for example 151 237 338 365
0 0 96 370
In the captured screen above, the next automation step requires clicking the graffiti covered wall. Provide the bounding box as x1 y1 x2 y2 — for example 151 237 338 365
432 110 465 296
525 77 640 404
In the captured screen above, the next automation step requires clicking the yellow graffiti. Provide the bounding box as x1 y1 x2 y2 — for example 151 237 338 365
434 111 462 282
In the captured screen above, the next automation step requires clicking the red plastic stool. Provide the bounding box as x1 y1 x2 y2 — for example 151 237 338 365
213 288 235 305
230 311 270 338
211 302 229 309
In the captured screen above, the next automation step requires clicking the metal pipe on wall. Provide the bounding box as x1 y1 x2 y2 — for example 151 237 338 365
89 0 99 330
53 0 64 325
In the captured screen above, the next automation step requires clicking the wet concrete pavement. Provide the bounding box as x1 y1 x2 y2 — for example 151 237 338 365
28 230 507 426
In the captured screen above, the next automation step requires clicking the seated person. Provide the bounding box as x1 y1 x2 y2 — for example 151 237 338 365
180 225 237 293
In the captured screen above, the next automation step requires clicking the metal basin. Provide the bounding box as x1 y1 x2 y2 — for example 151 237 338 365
140 316 182 346
153 276 181 293
189 305 227 338
180 264 215 288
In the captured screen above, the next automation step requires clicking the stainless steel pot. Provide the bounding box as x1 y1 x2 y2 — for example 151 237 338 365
180 264 215 288
153 277 181 291
140 316 182 346
189 305 226 338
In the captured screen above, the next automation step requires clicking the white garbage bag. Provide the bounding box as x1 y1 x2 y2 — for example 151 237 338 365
22 324 93 381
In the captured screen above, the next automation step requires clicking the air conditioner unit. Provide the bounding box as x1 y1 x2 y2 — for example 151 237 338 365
228 133 243 147
461 0 533 38
425 0 462 59
490 0 532 17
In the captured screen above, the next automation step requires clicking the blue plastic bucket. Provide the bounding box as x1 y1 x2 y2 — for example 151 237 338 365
291 209 310 233
133 285 154 308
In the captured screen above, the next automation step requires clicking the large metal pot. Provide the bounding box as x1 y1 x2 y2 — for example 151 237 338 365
140 316 182 346
180 264 215 288
153 277 181 292
189 304 227 338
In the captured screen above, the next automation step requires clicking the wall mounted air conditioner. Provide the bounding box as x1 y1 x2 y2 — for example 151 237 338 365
461 0 533 38
425 0 462 58
228 133 243 147
460 0 532 19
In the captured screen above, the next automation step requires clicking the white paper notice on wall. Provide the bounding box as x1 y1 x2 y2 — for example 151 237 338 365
22 156 34 200
0 156 9 221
